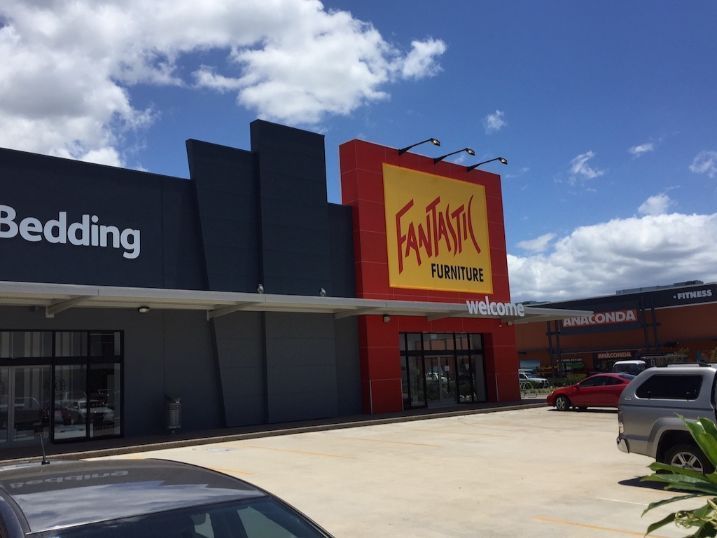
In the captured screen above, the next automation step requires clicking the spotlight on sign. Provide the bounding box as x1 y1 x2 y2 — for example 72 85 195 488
466 156 508 172
433 147 476 164
397 138 441 155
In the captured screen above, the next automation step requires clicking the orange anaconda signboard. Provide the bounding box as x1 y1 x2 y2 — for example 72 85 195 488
383 164 493 294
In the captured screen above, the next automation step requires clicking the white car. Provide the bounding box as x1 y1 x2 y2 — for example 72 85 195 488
519 371 549 388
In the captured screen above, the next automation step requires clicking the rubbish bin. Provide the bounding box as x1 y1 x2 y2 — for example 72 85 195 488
166 396 181 432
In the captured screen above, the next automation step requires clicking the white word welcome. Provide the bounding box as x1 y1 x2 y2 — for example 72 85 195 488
466 297 526 317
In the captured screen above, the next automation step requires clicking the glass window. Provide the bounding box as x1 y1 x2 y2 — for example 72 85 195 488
37 497 327 538
423 333 454 352
0 331 52 358
469 334 483 351
55 332 88 357
457 356 474 402
580 376 607 387
53 364 87 440
88 363 121 438
603 377 623 385
408 356 425 407
400 355 409 408
405 333 422 352
89 332 121 358
472 354 486 402
636 375 703 400
455 334 469 351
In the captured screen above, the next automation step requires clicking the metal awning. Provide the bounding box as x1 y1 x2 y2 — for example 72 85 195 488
0 281 590 324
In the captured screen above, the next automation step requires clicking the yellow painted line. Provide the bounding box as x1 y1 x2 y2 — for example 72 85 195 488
239 445 354 459
336 436 440 447
532 515 670 537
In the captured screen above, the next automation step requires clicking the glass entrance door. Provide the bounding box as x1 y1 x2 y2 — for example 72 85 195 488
0 366 51 444
424 355 456 407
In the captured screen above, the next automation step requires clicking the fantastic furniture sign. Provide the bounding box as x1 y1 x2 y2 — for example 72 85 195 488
383 164 493 294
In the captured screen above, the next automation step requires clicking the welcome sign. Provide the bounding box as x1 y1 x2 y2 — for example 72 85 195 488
383 164 493 293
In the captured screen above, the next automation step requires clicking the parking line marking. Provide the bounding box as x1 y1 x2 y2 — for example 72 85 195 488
404 427 508 437
595 497 648 506
335 436 441 447
238 445 355 459
532 515 669 537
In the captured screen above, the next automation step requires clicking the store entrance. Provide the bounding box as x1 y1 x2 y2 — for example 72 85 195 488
0 365 51 445
400 333 487 410
424 355 457 408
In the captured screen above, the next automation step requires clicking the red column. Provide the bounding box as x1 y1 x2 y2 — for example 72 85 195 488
358 316 403 414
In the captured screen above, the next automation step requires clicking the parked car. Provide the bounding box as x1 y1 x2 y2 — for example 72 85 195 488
0 458 333 537
612 360 646 375
617 366 717 473
64 399 115 425
547 373 634 411
518 371 549 388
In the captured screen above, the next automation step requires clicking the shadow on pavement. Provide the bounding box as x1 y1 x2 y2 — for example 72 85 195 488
618 476 666 491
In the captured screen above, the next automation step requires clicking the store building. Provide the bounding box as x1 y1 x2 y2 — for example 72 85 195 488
516 281 717 375
0 120 580 448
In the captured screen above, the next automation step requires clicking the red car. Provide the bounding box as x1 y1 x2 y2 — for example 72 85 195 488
547 373 635 411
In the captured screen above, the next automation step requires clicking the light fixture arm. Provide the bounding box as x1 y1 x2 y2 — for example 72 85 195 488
466 156 508 171
433 147 476 164
397 137 441 155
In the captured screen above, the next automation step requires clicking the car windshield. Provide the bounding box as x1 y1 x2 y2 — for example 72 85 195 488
32 497 326 538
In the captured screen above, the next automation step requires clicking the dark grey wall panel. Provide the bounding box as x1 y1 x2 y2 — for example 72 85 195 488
161 182 205 290
186 139 260 292
0 148 205 290
251 121 332 296
212 312 266 427
162 311 222 431
264 313 338 423
334 318 361 415
328 204 355 298
0 307 223 436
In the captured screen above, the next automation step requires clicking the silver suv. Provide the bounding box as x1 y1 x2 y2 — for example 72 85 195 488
617 366 716 472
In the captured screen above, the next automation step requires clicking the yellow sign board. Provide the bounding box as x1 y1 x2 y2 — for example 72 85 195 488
383 164 493 293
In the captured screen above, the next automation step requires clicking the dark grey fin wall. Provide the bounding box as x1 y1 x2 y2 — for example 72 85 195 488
264 313 338 422
328 204 355 298
212 312 266 427
186 140 260 292
250 120 332 296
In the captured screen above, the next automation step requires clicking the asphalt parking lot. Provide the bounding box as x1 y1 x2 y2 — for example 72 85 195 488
101 407 693 537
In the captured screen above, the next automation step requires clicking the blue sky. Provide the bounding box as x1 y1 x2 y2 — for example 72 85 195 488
1 0 715 300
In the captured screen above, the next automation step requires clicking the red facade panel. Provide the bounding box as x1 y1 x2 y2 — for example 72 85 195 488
340 139 519 413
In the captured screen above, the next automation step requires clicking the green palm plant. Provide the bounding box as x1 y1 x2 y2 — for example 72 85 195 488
643 417 717 536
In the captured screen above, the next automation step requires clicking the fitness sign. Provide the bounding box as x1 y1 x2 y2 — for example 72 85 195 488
383 164 493 294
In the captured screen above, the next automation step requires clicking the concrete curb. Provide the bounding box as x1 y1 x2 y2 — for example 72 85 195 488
3 402 546 464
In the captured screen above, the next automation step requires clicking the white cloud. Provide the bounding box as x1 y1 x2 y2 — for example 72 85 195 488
568 150 604 184
628 142 654 157
508 212 717 302
0 1 446 162
517 233 556 253
483 110 506 134
689 150 717 178
638 193 673 216
401 39 446 79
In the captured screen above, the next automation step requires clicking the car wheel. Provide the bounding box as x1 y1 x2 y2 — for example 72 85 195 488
664 444 714 474
555 395 570 411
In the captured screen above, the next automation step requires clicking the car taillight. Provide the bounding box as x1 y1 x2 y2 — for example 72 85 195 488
618 419 624 434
